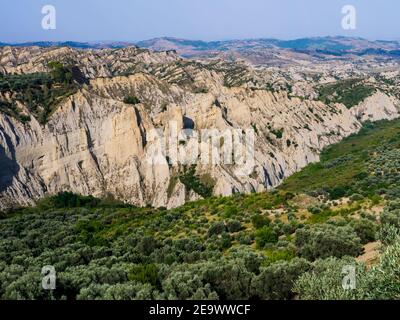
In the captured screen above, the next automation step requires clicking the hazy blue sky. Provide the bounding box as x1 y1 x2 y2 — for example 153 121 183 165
1 0 399 42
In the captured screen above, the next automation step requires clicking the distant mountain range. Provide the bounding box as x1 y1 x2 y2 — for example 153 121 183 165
0 41 133 49
1 36 400 58
137 36 399 51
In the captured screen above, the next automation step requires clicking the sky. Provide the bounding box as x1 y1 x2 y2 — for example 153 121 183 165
1 0 399 43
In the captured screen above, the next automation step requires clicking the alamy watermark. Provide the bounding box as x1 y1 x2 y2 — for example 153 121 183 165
341 5 356 30
146 121 255 177
342 265 356 290
41 265 56 290
40 4 357 32
42 5 56 30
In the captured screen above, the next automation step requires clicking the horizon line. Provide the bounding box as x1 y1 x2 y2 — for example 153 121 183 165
1 35 400 45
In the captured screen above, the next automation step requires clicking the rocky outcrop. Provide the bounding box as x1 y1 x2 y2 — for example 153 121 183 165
0 46 180 79
351 91 400 122
0 47 399 210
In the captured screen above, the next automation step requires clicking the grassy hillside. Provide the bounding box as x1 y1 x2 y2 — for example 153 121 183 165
1 119 400 300
281 119 400 199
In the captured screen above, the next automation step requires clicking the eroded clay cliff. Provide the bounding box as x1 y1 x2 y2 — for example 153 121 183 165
0 46 399 209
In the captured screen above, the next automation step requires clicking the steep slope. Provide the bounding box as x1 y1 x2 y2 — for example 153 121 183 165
0 46 399 209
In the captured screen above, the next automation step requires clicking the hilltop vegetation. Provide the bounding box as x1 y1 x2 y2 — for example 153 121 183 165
317 79 376 108
1 119 400 300
0 62 81 124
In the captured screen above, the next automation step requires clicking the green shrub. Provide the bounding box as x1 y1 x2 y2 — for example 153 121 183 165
293 257 362 300
207 222 226 237
307 205 322 215
295 239 400 300
48 61 73 84
49 192 99 208
251 214 270 229
282 222 299 235
251 258 311 300
271 128 284 139
255 226 278 248
237 232 253 245
380 201 400 227
264 248 296 265
378 223 400 247
179 166 215 198
349 193 364 201
123 95 141 105
295 224 363 261
77 282 156 300
226 220 242 233
162 270 218 300
223 206 238 218
128 264 159 287
350 219 377 244
328 186 347 200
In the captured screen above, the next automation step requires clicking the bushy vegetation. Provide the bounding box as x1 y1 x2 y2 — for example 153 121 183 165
251 258 311 300
294 201 400 300
179 165 215 198
36 192 132 210
293 175 400 300
295 224 363 260
280 119 400 200
123 95 141 105
0 62 80 124
1 119 400 300
317 78 376 108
